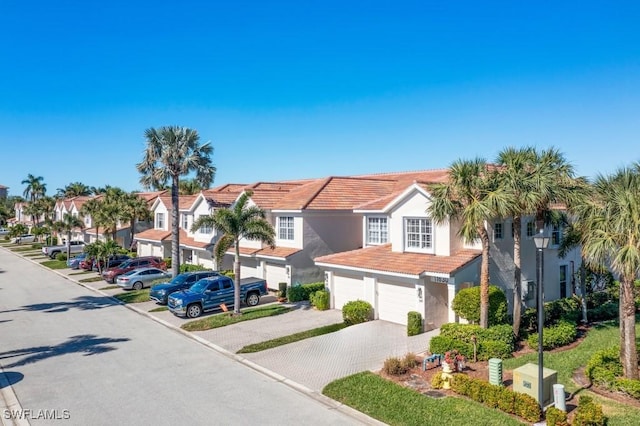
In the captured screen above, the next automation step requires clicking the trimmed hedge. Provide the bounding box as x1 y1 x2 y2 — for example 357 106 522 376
278 282 287 298
451 285 508 326
573 395 606 426
288 282 325 302
586 344 640 400
179 264 210 273
310 290 330 310
430 323 515 360
546 406 569 426
446 373 541 423
521 296 582 332
342 300 373 325
56 252 68 261
587 301 619 322
526 320 578 351
407 311 422 336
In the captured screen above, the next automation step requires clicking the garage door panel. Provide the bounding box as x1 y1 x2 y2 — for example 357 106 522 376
265 264 288 290
377 280 415 325
332 274 365 309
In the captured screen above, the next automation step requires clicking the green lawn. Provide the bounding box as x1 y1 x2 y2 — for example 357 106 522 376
114 289 150 304
182 305 292 331
11 247 41 252
503 319 640 426
149 306 168 312
323 372 523 426
40 260 68 269
237 322 347 353
99 285 120 290
69 270 94 276
78 276 105 283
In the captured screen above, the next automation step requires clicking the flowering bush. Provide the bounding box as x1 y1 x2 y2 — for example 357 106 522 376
444 350 466 372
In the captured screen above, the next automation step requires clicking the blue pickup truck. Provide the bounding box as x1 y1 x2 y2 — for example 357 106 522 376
167 275 268 318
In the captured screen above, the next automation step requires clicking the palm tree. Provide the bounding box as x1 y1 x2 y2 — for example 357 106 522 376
57 182 92 198
120 193 152 248
22 174 46 228
428 158 508 328
191 190 275 314
573 164 640 380
52 213 85 259
179 178 205 195
495 147 581 336
80 198 104 243
138 126 216 277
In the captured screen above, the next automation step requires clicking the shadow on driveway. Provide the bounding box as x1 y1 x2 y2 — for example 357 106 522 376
0 371 24 388
0 334 131 368
0 295 117 314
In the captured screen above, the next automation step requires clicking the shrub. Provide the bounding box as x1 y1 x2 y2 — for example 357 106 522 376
526 320 577 350
477 340 512 360
616 378 640 399
310 290 330 310
402 353 418 369
407 311 422 336
278 282 287 298
436 323 515 360
546 406 569 426
382 357 407 375
452 285 508 326
587 301 619 322
288 282 325 302
585 346 622 388
449 374 540 422
429 336 473 358
221 270 235 280
56 252 67 261
342 300 373 325
521 296 582 333
179 264 209 273
573 395 606 426
431 371 444 389
164 257 171 268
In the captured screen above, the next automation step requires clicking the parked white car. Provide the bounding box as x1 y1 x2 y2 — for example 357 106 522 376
12 234 35 244
0 228 9 236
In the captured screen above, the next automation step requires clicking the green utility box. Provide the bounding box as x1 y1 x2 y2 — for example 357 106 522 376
488 358 503 386
513 363 557 407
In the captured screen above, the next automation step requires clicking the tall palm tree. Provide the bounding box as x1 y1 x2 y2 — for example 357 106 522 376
179 178 205 195
21 174 46 227
120 193 152 248
80 198 103 243
428 158 509 328
191 190 275 314
53 213 85 259
573 164 640 380
495 147 581 336
138 126 216 277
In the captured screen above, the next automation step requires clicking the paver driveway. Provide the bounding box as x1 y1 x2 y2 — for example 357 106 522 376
243 320 439 391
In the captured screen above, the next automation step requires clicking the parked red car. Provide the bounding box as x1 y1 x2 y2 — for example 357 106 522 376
101 256 167 283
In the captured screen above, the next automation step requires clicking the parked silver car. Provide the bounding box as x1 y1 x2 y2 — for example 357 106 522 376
12 234 35 244
116 267 172 291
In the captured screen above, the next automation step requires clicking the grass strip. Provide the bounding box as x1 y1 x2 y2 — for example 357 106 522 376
69 270 94 275
100 285 120 290
11 247 41 252
182 305 292 331
113 289 150 304
149 306 169 312
322 372 522 426
79 276 104 283
237 322 347 353
40 260 69 269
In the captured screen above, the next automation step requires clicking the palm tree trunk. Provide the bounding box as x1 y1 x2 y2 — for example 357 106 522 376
620 276 639 379
234 241 241 314
512 216 522 337
66 231 72 260
171 176 180 278
580 263 587 323
479 225 491 328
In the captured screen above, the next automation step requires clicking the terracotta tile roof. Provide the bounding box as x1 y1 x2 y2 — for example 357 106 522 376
353 190 404 211
255 246 302 259
134 228 171 241
248 189 292 209
135 190 168 202
202 186 245 206
69 196 93 211
315 244 481 276
226 246 262 256
156 195 199 210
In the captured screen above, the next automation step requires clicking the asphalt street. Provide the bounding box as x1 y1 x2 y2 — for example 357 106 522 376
0 248 364 425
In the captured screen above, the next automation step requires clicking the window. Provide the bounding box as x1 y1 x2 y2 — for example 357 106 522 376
525 281 535 301
198 215 212 234
511 222 515 238
526 221 535 237
560 265 568 299
404 218 432 251
85 216 91 225
552 224 562 246
367 217 388 244
182 214 188 230
494 222 503 240
278 216 294 240
156 213 164 229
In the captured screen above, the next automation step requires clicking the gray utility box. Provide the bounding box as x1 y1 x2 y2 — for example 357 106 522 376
512 363 557 407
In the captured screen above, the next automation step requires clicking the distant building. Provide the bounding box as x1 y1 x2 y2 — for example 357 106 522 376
0 185 7 199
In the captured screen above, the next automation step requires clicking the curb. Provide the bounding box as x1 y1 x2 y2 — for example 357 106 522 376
5 248 383 425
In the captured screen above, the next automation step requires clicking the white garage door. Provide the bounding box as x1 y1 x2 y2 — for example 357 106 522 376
240 259 259 279
265 264 289 290
377 280 415 325
333 274 365 310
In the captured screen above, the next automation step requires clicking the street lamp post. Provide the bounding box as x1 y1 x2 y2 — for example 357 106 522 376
534 233 550 409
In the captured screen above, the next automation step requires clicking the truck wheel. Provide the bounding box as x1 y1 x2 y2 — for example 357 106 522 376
186 304 202 318
50 251 59 259
246 292 260 307
133 282 143 291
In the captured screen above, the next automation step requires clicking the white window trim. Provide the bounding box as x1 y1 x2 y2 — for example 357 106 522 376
181 214 189 231
403 217 434 253
198 215 212 234
366 216 388 245
278 216 295 241
156 213 164 230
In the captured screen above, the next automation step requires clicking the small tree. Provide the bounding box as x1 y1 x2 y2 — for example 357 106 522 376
52 213 84 260
452 285 508 326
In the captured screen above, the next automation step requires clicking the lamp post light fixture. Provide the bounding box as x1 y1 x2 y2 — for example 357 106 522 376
533 232 550 409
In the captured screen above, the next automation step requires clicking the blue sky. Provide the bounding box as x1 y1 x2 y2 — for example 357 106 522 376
1 1 639 196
